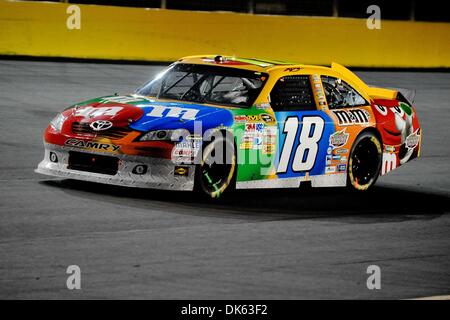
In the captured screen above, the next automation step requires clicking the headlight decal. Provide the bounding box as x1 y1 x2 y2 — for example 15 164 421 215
139 129 190 142
49 113 66 132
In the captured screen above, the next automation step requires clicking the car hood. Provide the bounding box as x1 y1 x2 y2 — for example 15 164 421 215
64 95 235 133
129 101 234 133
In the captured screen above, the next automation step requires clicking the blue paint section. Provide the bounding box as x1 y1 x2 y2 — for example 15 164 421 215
129 101 234 133
275 111 335 178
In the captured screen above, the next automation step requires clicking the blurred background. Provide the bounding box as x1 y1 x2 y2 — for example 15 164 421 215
1 0 449 67
38 0 450 22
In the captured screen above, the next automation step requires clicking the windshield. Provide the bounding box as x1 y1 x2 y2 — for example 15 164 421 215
136 64 268 108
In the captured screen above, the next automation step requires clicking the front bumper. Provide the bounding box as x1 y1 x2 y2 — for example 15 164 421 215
35 143 195 191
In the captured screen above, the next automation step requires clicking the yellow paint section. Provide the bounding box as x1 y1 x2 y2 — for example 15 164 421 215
1 0 449 67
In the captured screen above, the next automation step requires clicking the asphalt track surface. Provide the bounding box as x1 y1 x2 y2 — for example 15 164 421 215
0 60 449 299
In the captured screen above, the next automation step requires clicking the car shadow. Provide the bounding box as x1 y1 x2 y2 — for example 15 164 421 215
39 179 449 223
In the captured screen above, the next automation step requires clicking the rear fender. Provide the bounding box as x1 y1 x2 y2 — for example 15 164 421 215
371 98 421 175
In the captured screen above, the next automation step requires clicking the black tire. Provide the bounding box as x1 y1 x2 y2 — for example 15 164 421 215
195 134 236 199
347 131 382 191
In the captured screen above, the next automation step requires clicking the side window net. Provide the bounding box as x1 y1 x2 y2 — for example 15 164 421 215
321 76 367 109
270 76 315 111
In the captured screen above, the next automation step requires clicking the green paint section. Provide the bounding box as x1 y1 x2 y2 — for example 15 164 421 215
234 58 273 68
229 108 277 182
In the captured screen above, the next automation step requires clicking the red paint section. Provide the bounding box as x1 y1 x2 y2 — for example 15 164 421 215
44 103 175 159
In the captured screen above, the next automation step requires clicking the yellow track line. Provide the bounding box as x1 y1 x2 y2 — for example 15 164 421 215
409 295 450 300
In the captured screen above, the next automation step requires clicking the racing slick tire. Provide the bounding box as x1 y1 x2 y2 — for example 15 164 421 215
195 133 236 199
347 131 382 191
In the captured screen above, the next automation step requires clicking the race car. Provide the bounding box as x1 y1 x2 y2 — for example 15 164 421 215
36 55 422 198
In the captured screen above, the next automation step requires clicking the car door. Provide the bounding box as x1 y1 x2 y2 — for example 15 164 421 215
270 74 335 183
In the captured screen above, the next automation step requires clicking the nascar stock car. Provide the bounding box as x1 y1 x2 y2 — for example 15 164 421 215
36 55 422 198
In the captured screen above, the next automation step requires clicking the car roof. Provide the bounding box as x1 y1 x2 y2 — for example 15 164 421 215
178 54 332 74
176 55 375 99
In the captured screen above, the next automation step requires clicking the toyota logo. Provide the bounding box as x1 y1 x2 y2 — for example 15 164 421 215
90 120 113 131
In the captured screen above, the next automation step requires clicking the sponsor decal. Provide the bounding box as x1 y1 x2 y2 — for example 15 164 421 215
263 133 276 144
261 127 277 154
253 136 263 149
74 106 123 118
332 109 370 125
254 114 276 124
245 123 265 133
329 128 349 148
172 137 201 163
89 120 113 131
259 113 276 125
334 148 348 155
236 114 276 125
382 152 397 175
174 166 189 177
246 115 260 122
264 126 277 134
132 165 148 175
100 95 146 104
326 154 341 165
175 138 202 150
256 102 271 110
145 105 199 120
340 156 347 163
405 129 420 149
337 164 347 172
263 144 276 155
241 123 267 150
240 136 254 150
234 115 247 123
64 138 120 152
327 146 333 155
325 166 336 174
284 67 301 72
172 149 196 162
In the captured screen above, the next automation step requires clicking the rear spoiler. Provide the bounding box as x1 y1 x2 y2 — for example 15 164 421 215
331 62 415 105
389 87 416 105
366 86 416 105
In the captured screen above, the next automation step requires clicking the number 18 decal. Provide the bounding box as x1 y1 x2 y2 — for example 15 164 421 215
277 116 324 173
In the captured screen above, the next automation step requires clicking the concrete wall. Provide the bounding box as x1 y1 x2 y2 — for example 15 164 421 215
1 0 449 67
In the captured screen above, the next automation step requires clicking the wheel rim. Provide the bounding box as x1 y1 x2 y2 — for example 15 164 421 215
200 140 235 198
349 136 381 189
